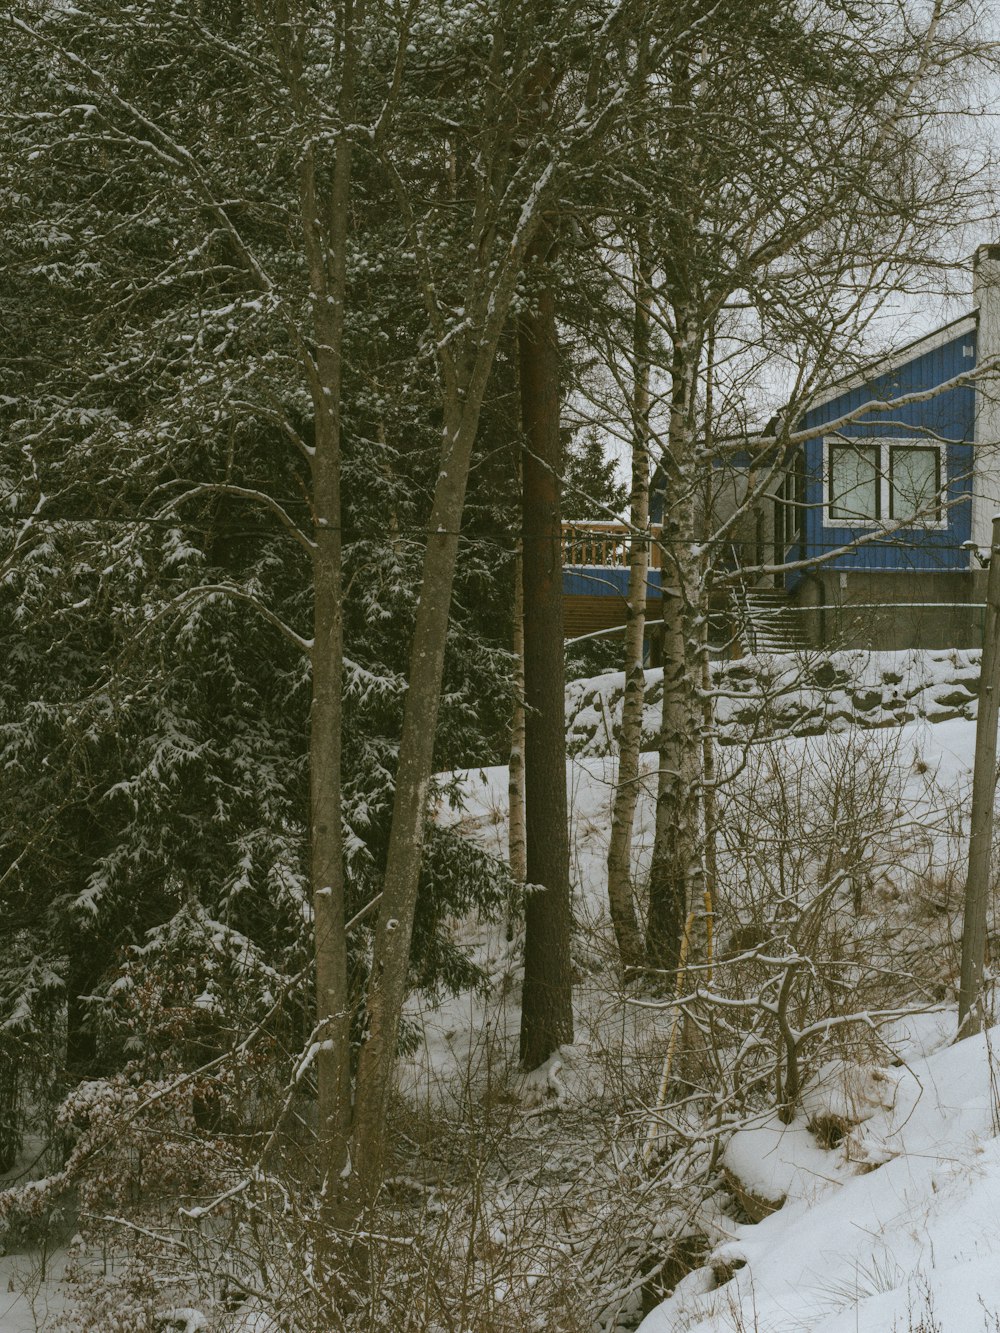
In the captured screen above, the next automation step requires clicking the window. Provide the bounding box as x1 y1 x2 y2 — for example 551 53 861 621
889 446 940 521
774 449 806 560
829 444 880 521
825 439 944 527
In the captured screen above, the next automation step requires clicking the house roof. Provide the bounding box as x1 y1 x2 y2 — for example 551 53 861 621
802 311 977 413
649 309 979 485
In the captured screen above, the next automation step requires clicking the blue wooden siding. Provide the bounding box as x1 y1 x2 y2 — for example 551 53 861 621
793 328 976 585
562 567 662 597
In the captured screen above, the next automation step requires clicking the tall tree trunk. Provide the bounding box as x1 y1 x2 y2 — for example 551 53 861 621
0 1045 17 1174
605 230 652 972
518 237 574 1069
345 13 616 1201
647 314 707 974
348 281 534 1201
302 3 357 1206
959 512 1000 1036
508 540 527 934
347 157 563 1206
349 400 487 1202
310 489 350 1186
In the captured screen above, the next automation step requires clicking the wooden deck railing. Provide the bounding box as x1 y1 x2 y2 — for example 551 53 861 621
561 522 662 570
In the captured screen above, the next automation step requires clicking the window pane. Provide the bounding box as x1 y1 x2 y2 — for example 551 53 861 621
890 447 939 520
829 445 879 521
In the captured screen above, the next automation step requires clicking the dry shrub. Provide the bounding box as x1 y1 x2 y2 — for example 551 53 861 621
637 723 958 1169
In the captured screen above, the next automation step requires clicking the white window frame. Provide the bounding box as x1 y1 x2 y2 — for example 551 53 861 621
823 437 946 530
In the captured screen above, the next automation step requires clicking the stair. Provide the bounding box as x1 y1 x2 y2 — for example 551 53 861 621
737 589 811 655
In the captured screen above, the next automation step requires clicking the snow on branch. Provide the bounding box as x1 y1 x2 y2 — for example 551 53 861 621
162 583 312 655
158 482 315 553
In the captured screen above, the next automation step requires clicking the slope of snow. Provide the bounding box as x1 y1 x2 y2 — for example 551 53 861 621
0 688 987 1331
431 712 988 1332
640 1028 1000 1333
437 715 975 929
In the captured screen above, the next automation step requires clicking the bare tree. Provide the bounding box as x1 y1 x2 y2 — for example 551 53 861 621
631 0 993 978
604 221 654 972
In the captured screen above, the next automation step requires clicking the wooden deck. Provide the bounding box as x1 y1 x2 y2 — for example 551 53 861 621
561 523 663 639
562 522 662 570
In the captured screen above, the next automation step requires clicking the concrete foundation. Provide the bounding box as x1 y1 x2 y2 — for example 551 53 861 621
789 569 986 651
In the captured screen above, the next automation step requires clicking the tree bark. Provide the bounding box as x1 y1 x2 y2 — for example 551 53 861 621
605 230 652 972
518 239 574 1069
349 400 488 1200
647 313 707 975
647 593 695 972
301 3 357 1208
309 501 351 1183
508 540 527 930
339 6 624 1203
348 241 539 1200
0 1047 17 1174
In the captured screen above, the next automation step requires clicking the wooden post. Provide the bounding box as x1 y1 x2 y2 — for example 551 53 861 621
959 513 1000 1038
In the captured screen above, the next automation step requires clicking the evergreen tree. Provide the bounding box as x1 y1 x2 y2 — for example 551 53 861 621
0 0 641 1213
0 0 518 1174
563 427 629 521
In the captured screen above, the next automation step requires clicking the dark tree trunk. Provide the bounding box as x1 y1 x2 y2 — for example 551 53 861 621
508 538 527 934
0 1048 17 1174
518 241 574 1069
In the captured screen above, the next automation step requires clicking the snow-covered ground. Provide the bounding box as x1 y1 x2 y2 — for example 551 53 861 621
439 714 975 918
640 1023 1000 1333
7 708 999 1331
0 1245 276 1333
422 714 1000 1333
0 1253 69 1332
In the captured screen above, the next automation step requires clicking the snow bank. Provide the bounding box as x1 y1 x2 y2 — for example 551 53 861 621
640 1028 1000 1333
567 649 980 757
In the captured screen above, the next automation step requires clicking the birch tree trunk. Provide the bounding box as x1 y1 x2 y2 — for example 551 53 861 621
647 314 708 974
605 232 652 972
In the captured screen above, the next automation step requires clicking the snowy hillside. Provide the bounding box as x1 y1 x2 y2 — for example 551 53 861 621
2 703 995 1331
639 1025 1000 1333
422 711 1000 1332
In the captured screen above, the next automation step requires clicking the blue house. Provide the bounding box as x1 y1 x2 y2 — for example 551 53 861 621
767 246 1000 650
562 244 1000 653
